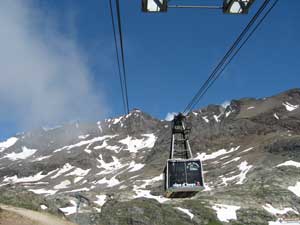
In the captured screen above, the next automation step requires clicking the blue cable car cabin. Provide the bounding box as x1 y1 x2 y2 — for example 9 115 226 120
164 113 204 198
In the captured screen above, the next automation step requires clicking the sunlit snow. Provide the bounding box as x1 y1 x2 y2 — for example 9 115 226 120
212 204 240 222
40 205 48 210
274 113 280 120
221 161 252 185
97 176 120 187
128 161 145 172
268 220 300 225
202 116 209 123
60 200 77 215
225 110 232 117
241 147 254 153
94 194 107 209
196 146 240 161
134 189 168 203
65 168 91 177
223 157 241 165
133 174 166 203
97 155 124 174
0 137 18 152
54 135 117 153
54 180 71 189
213 114 222 123
2 146 37 161
276 160 300 168
28 188 57 196
288 182 300 197
282 102 299 111
33 155 52 161
119 134 157 153
263 204 298 215
176 207 194 219
3 169 57 183
51 163 74 179
94 140 120 153
78 134 90 140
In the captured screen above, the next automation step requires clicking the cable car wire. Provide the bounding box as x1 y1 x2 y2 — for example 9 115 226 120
190 0 279 106
183 0 271 114
115 0 130 115
108 0 127 115
183 0 274 114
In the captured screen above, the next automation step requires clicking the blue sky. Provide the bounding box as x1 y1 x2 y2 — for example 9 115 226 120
0 0 299 140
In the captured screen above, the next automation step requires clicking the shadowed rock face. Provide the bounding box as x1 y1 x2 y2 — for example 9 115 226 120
0 88 300 225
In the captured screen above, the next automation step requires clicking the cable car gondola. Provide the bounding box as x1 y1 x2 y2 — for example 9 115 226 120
141 0 255 14
164 113 204 198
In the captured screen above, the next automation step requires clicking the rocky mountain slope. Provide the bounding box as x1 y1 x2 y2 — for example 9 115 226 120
0 88 300 225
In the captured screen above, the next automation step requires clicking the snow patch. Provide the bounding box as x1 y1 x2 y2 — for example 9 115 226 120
33 155 52 161
65 168 91 177
176 207 194 219
40 205 48 210
54 180 71 189
51 163 74 179
225 110 232 118
128 161 145 172
213 114 222 123
212 204 240 222
97 155 124 174
277 160 300 168
3 169 57 183
263 204 298 215
97 176 120 187
202 116 209 123
78 134 90 139
84 149 92 154
134 189 168 203
119 134 157 153
53 135 117 153
60 200 77 215
288 182 300 197
223 157 241 165
242 147 254 153
65 187 90 193
268 220 300 225
221 161 253 185
132 174 166 203
282 102 299 111
2 146 37 161
28 188 57 196
112 116 123 125
94 140 120 153
196 146 240 161
94 194 107 209
0 137 18 152
274 113 280 120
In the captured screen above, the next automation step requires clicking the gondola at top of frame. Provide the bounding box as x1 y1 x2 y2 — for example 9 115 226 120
141 0 255 14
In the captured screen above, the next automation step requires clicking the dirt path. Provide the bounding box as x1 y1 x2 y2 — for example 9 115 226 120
0 204 77 225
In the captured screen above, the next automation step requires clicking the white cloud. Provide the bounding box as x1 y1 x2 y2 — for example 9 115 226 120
0 0 108 130
221 101 231 109
165 112 177 121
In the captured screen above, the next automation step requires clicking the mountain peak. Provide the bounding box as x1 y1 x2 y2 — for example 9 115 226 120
1 89 300 225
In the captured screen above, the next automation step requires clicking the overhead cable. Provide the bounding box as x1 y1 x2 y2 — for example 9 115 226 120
183 0 276 114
